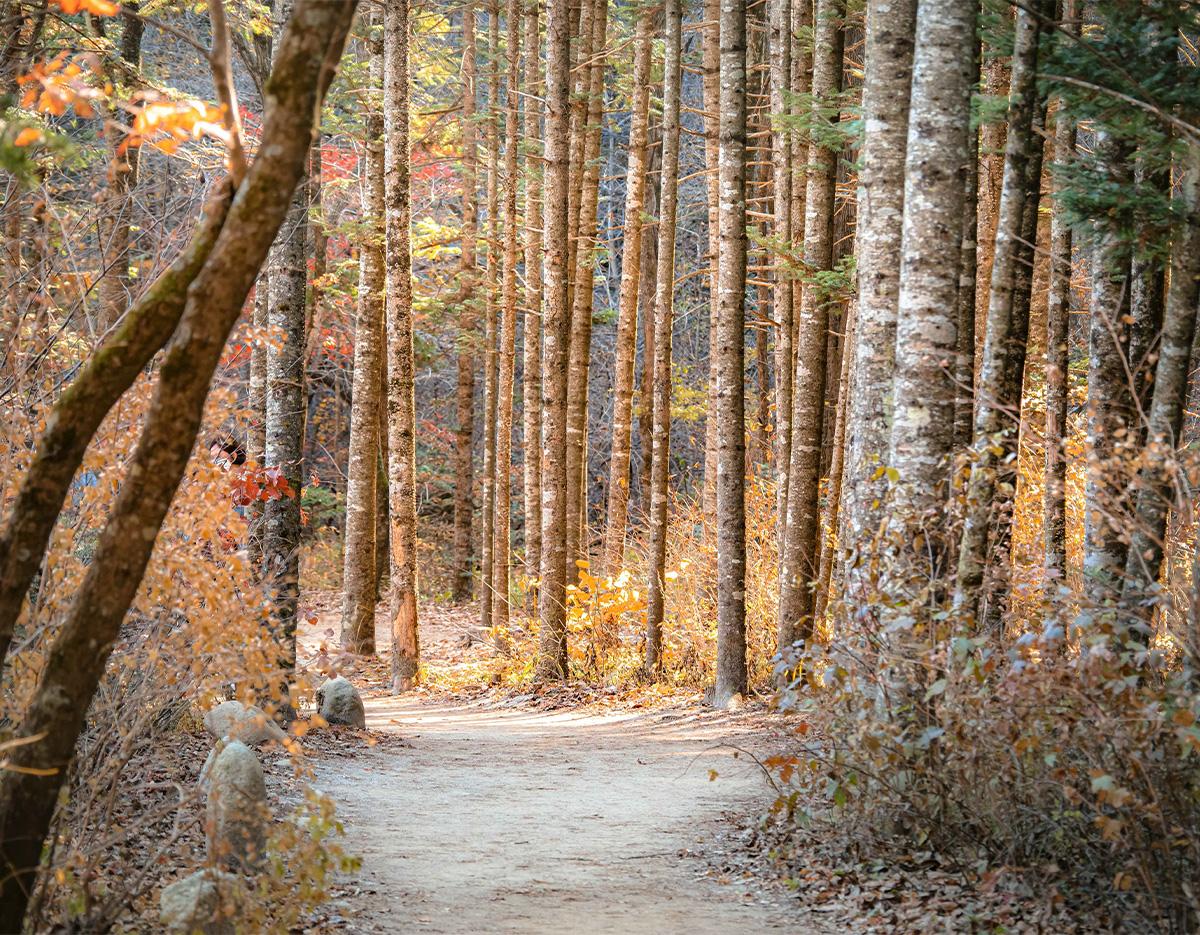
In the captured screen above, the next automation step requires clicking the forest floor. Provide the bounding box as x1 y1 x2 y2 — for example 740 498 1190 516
297 595 820 934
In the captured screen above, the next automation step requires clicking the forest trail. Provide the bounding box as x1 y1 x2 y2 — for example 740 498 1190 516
302 604 811 934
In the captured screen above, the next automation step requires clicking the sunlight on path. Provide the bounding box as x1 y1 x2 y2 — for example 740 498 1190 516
314 697 817 934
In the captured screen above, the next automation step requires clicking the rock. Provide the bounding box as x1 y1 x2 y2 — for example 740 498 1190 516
206 740 270 871
316 676 366 728
159 869 237 934
203 700 286 745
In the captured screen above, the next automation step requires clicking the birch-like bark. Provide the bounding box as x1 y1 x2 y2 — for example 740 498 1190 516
384 0 419 691
536 0 573 679
341 23 385 654
1044 82 1077 582
522 0 543 594
841 0 916 599
888 0 974 529
713 0 748 708
1123 141 1200 610
452 1 478 604
954 0 1050 624
644 0 681 673
1084 130 1134 604
491 0 522 634
602 6 654 573
777 0 844 651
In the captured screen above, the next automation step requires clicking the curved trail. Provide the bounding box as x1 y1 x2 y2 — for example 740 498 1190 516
314 696 814 934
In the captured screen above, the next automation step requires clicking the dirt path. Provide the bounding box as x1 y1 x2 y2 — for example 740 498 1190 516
313 695 813 934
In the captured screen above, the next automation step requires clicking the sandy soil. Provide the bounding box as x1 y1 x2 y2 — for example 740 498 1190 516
299 600 820 934
313 697 819 934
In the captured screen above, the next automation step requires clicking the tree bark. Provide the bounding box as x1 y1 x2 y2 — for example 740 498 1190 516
644 0 681 674
341 21 385 655
536 0 573 680
564 0 607 581
479 0 501 633
1084 130 1135 605
841 0 916 599
492 0 522 634
954 0 1050 626
777 0 844 652
1123 140 1200 611
1044 78 1077 582
887 0 975 536
384 0 419 691
522 0 543 598
713 0 748 707
602 6 653 573
769 0 792 549
0 4 356 923
453 1 479 604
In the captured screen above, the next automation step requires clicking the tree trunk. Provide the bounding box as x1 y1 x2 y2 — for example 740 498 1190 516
453 2 478 604
341 22 385 655
713 0 748 708
636 123 662 500
522 0 543 598
1084 130 1135 605
479 0 501 633
602 8 653 573
887 0 975 541
841 0 916 599
954 35 981 448
1044 67 1077 583
536 0 573 680
954 0 1050 626
492 0 522 634
564 0 607 581
777 0 844 652
1123 140 1200 611
385 0 419 691
644 0 681 674
263 5 311 683
0 4 356 923
769 0 792 547
701 0 720 526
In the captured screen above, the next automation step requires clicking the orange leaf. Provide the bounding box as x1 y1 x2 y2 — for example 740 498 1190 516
13 127 43 147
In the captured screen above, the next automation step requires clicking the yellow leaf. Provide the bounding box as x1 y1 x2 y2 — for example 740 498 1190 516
13 127 43 147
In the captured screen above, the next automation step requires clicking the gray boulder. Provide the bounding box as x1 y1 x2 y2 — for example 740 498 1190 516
316 676 366 728
159 869 237 934
203 700 286 745
205 740 270 871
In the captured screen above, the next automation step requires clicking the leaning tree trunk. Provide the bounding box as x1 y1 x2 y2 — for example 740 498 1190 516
536 0 573 680
777 0 844 653
602 8 653 574
644 0 682 674
954 0 1050 627
840 0 916 600
0 4 356 924
492 0 522 635
384 0 419 691
522 0 544 598
713 0 749 708
1123 140 1200 613
341 21 385 655
452 2 479 604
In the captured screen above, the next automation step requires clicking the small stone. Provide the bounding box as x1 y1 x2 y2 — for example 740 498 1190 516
159 869 237 934
316 676 367 728
203 700 287 745
206 741 270 871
